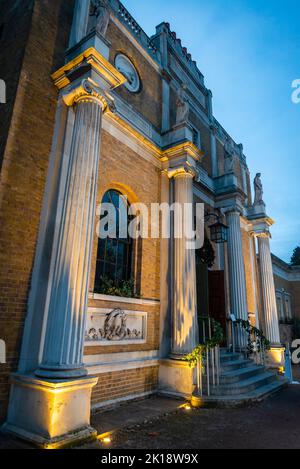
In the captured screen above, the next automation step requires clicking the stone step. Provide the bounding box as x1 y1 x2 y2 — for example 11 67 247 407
191 378 288 408
221 358 253 371
220 365 265 384
212 371 277 396
220 352 245 363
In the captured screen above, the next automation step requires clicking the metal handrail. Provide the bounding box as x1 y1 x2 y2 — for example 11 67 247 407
227 317 267 366
196 317 221 397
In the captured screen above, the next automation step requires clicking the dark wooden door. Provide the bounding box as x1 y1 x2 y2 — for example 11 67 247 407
208 270 226 333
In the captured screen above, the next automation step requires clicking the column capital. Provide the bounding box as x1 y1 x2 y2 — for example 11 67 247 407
161 141 201 180
164 163 196 180
62 78 115 112
223 205 243 217
216 195 245 216
251 230 271 239
249 216 274 238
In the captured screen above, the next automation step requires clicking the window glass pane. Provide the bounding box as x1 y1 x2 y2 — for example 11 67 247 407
105 262 116 280
102 191 111 204
105 239 117 263
94 189 133 294
111 190 120 209
116 242 124 265
97 238 106 260
94 260 105 291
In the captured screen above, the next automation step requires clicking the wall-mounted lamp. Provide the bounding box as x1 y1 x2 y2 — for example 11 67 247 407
204 212 228 244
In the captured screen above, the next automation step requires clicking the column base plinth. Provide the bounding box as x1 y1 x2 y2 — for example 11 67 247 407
158 359 196 398
266 346 285 371
2 422 97 450
3 373 98 449
35 365 88 380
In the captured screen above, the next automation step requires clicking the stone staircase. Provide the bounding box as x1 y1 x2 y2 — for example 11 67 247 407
191 349 288 408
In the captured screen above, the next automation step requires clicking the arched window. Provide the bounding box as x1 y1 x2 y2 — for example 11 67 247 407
94 190 133 294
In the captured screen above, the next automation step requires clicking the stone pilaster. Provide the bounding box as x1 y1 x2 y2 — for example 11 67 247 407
36 80 107 379
257 233 281 344
226 209 248 348
171 167 198 357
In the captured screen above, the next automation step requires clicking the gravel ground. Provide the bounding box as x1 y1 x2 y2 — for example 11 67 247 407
95 369 300 450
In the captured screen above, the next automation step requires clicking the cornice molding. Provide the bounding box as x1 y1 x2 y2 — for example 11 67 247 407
103 112 203 169
162 141 203 163
248 216 275 238
273 263 300 282
51 46 126 91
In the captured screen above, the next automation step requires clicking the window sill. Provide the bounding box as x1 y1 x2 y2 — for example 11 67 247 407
89 292 160 306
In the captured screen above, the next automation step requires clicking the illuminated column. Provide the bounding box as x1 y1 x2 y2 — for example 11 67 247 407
226 209 248 348
171 167 198 357
257 234 281 344
36 80 106 379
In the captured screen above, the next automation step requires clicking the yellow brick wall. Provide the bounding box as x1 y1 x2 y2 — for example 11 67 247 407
86 129 161 357
91 366 159 408
0 0 74 422
107 21 162 131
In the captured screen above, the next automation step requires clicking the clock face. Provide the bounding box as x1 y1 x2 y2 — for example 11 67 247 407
115 54 140 93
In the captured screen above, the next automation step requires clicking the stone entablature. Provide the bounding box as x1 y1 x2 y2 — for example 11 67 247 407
152 22 205 86
113 0 160 59
272 255 300 324
213 118 246 165
272 254 300 282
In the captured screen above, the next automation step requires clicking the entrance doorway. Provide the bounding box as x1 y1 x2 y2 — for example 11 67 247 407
196 250 227 339
208 270 226 333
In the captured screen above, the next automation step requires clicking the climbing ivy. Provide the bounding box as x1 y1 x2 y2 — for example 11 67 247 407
235 319 270 354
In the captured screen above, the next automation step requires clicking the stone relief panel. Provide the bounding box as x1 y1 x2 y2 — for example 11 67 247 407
85 308 147 345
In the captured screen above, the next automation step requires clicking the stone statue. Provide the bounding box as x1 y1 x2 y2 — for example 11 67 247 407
176 85 189 125
253 172 264 205
88 0 110 37
224 153 234 174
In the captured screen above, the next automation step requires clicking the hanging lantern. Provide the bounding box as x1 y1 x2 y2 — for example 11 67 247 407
209 221 229 244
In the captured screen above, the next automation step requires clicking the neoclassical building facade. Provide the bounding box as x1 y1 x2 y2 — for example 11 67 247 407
0 0 288 447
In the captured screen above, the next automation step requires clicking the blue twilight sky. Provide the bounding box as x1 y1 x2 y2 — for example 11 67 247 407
123 0 300 263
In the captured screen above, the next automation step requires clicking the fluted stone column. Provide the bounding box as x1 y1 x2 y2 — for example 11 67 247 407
171 168 198 357
257 234 281 344
36 81 106 379
226 209 248 348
